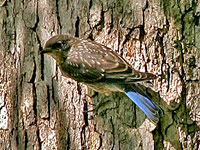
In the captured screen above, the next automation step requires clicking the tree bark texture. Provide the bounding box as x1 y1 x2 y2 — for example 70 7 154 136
0 0 199 149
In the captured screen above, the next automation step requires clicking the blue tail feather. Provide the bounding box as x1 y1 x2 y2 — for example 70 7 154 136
124 84 163 123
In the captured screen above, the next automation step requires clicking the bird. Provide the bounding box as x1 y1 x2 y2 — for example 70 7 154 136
41 34 163 123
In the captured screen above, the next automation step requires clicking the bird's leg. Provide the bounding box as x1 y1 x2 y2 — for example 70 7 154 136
84 90 99 105
83 91 112 115
84 94 96 106
82 91 99 113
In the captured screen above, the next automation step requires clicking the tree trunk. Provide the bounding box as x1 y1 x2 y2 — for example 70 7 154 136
0 0 199 149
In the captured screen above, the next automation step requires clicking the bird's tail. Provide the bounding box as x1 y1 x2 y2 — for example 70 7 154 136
123 84 163 123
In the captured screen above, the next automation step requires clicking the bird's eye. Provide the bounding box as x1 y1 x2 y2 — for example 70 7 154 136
53 42 63 49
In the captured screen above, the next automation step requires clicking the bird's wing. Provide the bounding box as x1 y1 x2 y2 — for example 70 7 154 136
67 39 133 81
67 38 155 82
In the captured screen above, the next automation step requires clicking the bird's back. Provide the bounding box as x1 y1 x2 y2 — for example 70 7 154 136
59 37 156 84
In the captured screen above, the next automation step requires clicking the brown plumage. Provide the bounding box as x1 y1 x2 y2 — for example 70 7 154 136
41 34 163 123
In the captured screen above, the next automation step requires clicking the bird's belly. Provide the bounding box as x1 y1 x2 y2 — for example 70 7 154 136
87 83 124 95
59 66 123 95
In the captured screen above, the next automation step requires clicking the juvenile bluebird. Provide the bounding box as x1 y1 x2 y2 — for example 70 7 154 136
41 34 163 123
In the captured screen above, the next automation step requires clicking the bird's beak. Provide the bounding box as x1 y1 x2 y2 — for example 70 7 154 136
40 48 52 54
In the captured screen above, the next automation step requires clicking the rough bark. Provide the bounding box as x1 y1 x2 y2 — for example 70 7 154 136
0 0 199 150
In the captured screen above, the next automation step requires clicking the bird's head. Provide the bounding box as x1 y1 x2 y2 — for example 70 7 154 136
41 35 72 62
